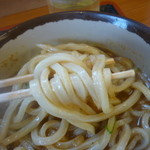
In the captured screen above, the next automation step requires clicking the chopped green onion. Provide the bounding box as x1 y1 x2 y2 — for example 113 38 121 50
105 116 116 134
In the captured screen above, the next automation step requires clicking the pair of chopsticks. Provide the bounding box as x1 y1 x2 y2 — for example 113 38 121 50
0 58 135 103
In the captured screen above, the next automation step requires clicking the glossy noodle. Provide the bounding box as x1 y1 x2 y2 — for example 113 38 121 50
0 43 150 150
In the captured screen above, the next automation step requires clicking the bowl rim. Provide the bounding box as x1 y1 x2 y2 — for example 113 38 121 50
0 11 150 48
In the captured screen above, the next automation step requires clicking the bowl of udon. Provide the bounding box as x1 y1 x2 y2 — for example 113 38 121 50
0 11 150 150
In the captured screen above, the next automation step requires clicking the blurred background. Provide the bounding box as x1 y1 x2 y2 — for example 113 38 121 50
0 0 47 18
0 0 150 29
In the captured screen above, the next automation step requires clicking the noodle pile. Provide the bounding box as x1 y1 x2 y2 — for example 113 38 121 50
0 43 150 150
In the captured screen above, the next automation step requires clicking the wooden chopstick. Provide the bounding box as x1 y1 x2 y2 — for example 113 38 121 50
0 74 34 88
0 58 114 88
0 69 135 103
111 70 135 79
0 68 134 89
0 89 31 103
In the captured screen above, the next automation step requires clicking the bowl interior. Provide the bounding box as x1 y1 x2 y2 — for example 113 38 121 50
0 11 150 78
0 12 150 148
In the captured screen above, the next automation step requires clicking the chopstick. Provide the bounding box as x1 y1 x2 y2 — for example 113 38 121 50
111 70 135 79
0 89 31 103
0 69 135 103
0 58 114 89
0 74 34 88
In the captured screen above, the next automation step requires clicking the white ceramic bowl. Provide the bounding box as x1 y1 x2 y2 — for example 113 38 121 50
0 11 150 79
0 11 150 148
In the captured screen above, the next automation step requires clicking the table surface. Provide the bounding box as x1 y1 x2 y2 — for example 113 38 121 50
0 0 150 30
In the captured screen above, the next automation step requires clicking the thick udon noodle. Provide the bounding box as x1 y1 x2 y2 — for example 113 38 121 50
0 43 150 150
